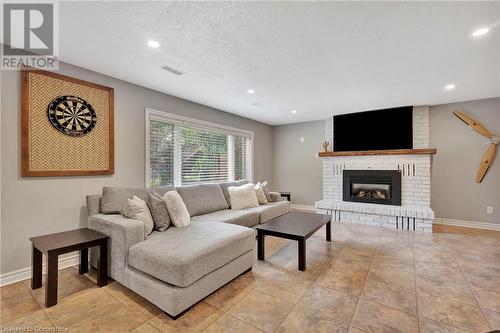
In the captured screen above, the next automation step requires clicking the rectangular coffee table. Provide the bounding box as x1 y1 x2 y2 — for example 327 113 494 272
256 211 332 271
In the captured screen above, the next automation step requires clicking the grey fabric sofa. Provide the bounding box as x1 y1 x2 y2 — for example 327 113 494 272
86 180 290 318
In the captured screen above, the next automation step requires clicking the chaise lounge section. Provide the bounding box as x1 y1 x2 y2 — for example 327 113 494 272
86 180 290 317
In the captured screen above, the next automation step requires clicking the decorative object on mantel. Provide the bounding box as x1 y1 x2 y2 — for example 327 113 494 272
318 148 437 157
453 111 498 183
322 140 330 152
21 68 114 176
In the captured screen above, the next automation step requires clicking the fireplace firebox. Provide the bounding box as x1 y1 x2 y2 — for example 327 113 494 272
343 170 401 206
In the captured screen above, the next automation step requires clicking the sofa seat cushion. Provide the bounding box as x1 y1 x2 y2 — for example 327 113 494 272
128 222 255 288
191 209 259 227
243 201 291 223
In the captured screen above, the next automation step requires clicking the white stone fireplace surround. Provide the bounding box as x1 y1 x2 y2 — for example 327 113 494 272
315 106 434 232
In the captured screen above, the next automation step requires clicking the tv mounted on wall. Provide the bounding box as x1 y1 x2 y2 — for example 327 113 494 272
333 106 413 152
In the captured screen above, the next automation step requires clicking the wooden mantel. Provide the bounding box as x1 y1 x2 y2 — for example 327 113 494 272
318 148 437 157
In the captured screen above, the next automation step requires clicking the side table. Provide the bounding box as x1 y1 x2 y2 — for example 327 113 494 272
279 191 291 202
30 228 109 307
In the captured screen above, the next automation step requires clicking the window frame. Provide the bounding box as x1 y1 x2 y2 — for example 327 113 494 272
145 108 254 187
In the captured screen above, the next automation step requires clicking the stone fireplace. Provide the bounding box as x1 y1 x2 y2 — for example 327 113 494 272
315 106 435 232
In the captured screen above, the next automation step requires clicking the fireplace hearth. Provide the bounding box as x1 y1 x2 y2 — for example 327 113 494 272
343 170 401 205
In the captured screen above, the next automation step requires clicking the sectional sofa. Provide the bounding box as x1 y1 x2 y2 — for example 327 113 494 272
86 180 290 318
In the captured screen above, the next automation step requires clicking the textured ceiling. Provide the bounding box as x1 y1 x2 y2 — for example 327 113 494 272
56 1 499 125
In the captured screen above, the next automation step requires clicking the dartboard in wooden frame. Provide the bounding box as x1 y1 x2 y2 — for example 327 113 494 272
21 68 114 177
47 95 97 137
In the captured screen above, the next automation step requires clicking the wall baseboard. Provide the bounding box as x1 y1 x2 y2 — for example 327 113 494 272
433 218 500 231
0 253 79 287
291 204 316 212
291 204 500 232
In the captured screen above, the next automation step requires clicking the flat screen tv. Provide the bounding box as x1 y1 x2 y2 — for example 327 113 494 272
333 106 413 152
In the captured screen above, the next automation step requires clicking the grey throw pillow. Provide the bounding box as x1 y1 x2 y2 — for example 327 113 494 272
146 193 171 232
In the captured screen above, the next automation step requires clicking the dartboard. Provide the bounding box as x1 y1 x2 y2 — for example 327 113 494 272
47 95 97 137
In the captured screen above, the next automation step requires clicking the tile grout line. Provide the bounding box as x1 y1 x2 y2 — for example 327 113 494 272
18 278 57 330
67 304 145 332
268 239 350 332
417 232 493 331
345 232 381 332
236 233 344 332
4 268 94 330
224 239 293 333
256 253 302 332
221 301 266 332
55 270 143 331
284 241 358 328
205 310 265 333
271 299 298 332
64 290 126 331
40 278 106 330
348 234 420 318
412 233 422 333
227 272 292 332
101 283 148 318
447 237 494 331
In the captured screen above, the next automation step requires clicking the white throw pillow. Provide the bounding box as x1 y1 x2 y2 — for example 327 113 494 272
163 191 190 228
127 195 154 237
261 181 272 202
228 184 259 210
254 182 269 205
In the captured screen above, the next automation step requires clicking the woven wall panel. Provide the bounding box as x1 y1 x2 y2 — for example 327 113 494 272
26 71 112 173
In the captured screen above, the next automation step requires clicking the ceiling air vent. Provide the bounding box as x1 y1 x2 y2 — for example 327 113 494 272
160 65 183 76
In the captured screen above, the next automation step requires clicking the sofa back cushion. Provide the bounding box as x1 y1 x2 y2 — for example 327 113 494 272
219 180 249 206
102 186 176 214
176 183 229 217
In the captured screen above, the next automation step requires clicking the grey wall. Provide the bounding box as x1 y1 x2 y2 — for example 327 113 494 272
272 121 324 205
0 62 273 274
429 97 500 224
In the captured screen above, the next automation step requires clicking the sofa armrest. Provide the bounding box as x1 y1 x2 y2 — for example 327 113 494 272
88 214 145 284
269 191 282 202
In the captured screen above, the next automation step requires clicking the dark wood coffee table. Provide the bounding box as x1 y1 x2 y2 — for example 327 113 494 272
256 211 331 271
30 228 109 307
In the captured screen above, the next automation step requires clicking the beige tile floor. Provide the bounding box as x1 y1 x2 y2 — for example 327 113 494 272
1 223 499 332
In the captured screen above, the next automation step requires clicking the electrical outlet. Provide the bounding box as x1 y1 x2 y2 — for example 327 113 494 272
486 206 494 214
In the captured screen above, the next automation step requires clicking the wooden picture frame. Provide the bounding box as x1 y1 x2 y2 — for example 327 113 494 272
21 68 114 176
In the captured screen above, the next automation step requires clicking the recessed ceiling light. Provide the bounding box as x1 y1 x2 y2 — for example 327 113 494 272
472 27 490 37
247 89 255 94
444 84 456 91
147 40 160 48
291 110 297 114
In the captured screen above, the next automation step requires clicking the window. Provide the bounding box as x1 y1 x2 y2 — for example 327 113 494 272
146 109 253 187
